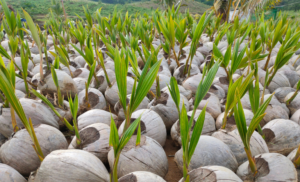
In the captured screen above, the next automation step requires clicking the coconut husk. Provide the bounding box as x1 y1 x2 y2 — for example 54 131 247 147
0 163 27 182
212 129 269 165
30 149 109 182
77 109 118 130
68 123 110 163
171 110 216 146
148 90 189 130
118 109 166 147
108 136 168 178
0 124 68 176
237 153 297 182
119 171 166 182
78 88 106 113
179 166 242 182
175 136 238 172
274 87 296 103
262 119 300 155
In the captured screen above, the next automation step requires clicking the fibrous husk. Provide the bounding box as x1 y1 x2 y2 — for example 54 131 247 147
68 123 110 163
0 98 59 138
30 149 109 182
38 69 78 97
264 94 290 115
0 163 27 182
190 92 221 119
274 87 296 103
213 76 229 94
114 95 149 121
173 64 200 84
174 136 238 172
158 66 171 77
161 85 192 100
285 92 300 115
119 171 166 182
262 119 300 155
77 109 118 130
261 104 289 126
118 109 167 147
171 110 216 146
260 72 291 93
209 84 226 100
279 70 300 88
73 77 87 93
212 129 269 165
73 68 90 80
105 77 135 106
291 109 300 125
215 109 254 131
182 73 203 94
93 69 116 93
15 76 30 94
0 124 68 176
148 90 189 130
237 153 297 182
73 56 86 68
78 88 106 111
178 166 242 182
108 135 168 178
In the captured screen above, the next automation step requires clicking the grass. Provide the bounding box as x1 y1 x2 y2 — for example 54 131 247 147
6 0 211 21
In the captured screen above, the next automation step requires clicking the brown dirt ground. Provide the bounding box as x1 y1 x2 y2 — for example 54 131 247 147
164 136 182 182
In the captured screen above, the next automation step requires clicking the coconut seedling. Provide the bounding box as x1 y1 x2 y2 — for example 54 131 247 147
183 11 213 76
68 94 81 145
109 116 141 182
19 44 31 97
70 21 86 51
169 61 219 181
50 44 73 77
0 58 44 161
51 66 64 108
233 89 273 177
286 80 300 105
0 0 18 37
266 28 300 86
221 72 254 129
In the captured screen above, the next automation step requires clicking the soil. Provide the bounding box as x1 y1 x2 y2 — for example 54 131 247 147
164 136 182 182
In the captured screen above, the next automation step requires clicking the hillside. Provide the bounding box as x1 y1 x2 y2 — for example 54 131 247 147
5 0 211 21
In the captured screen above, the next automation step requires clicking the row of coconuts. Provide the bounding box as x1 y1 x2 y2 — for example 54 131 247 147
1 19 300 182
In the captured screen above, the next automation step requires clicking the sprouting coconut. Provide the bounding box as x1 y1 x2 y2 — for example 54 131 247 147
118 171 166 182
237 153 297 181
262 119 300 155
77 109 118 130
73 68 90 80
190 92 221 119
182 73 203 94
0 98 59 138
118 109 166 147
213 76 229 94
171 109 215 145
0 163 27 182
68 123 110 163
260 104 289 126
215 109 254 131
38 69 78 97
212 129 269 165
161 85 192 100
29 149 109 182
108 135 168 178
173 64 200 84
178 166 242 182
274 87 296 103
260 71 291 93
175 135 238 172
285 92 300 115
148 90 189 130
115 95 149 120
264 94 289 115
208 84 226 100
105 76 136 106
78 88 106 111
93 69 116 93
150 74 171 93
0 124 68 176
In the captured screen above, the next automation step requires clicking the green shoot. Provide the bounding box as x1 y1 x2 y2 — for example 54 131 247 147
51 67 64 108
69 95 81 145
